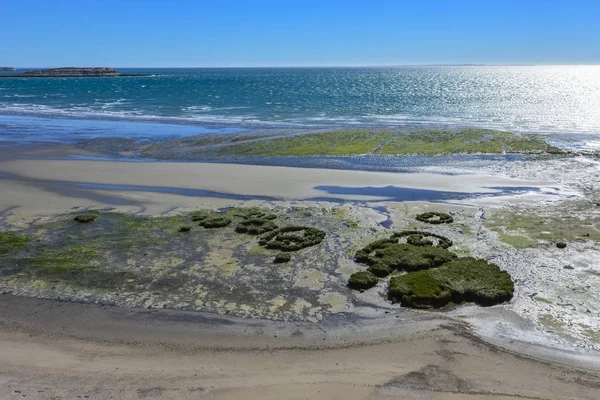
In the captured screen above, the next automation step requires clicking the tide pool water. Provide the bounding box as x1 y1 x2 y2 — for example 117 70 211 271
1 66 600 141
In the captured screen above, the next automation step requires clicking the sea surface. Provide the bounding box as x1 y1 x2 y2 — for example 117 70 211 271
1 66 600 142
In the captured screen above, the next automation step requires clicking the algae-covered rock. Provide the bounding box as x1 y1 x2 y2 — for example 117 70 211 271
415 211 453 224
367 262 393 277
273 252 291 264
355 240 456 272
236 218 278 235
74 213 98 223
259 226 326 251
178 226 192 232
393 230 453 249
438 257 514 306
348 271 379 290
389 257 514 308
556 242 567 249
389 270 451 308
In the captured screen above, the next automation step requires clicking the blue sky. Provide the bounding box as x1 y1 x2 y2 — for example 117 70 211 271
1 0 599 67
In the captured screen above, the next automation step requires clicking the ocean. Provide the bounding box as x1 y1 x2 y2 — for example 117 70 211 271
1 66 600 142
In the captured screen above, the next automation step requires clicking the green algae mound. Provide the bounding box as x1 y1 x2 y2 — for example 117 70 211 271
189 211 232 229
355 232 456 277
74 213 98 223
348 271 379 291
273 252 291 264
389 257 514 308
392 230 453 249
415 211 453 225
236 218 278 235
259 226 326 251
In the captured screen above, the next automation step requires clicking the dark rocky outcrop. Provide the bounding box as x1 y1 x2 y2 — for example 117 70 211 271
0 67 148 78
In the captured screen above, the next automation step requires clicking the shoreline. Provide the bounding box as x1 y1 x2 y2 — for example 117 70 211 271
1 293 599 399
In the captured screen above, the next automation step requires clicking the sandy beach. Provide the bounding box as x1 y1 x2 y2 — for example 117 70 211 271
1 295 599 400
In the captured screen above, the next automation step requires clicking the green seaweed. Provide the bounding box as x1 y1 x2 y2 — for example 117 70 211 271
74 213 98 223
355 232 455 272
389 270 451 308
211 128 558 157
273 252 291 264
366 263 393 277
389 257 514 308
348 271 379 290
236 218 278 235
415 211 453 224
259 226 326 251
0 231 29 255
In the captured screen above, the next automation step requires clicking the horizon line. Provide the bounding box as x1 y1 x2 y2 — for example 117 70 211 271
8 63 600 69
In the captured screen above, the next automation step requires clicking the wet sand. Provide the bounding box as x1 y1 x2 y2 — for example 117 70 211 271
0 154 557 219
1 295 599 400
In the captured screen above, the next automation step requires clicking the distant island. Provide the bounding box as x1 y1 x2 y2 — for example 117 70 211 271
0 67 148 78
0 67 17 71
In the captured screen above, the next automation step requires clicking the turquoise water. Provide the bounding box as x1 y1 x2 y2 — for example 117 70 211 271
1 66 600 141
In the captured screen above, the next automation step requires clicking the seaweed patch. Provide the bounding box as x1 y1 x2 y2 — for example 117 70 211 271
415 212 453 224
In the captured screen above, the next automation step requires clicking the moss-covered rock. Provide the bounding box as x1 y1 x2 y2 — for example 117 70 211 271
236 218 278 235
236 208 277 221
189 210 211 221
0 231 29 255
394 230 453 249
259 226 326 251
348 271 379 290
438 257 514 306
389 270 451 308
389 257 514 308
188 210 232 229
74 213 98 223
355 239 456 273
415 211 453 224
273 252 291 263
375 244 456 272
178 226 192 232
556 242 567 249
367 262 393 277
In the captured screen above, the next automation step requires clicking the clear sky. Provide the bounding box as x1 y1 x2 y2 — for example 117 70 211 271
1 0 599 67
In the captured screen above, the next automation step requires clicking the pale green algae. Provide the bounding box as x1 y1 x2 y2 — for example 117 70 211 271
485 200 600 248
211 128 559 157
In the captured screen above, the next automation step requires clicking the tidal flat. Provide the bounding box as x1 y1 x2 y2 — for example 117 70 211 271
1 128 600 353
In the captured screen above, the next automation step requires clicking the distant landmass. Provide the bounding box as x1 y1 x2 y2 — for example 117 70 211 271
0 67 148 78
0 67 17 71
